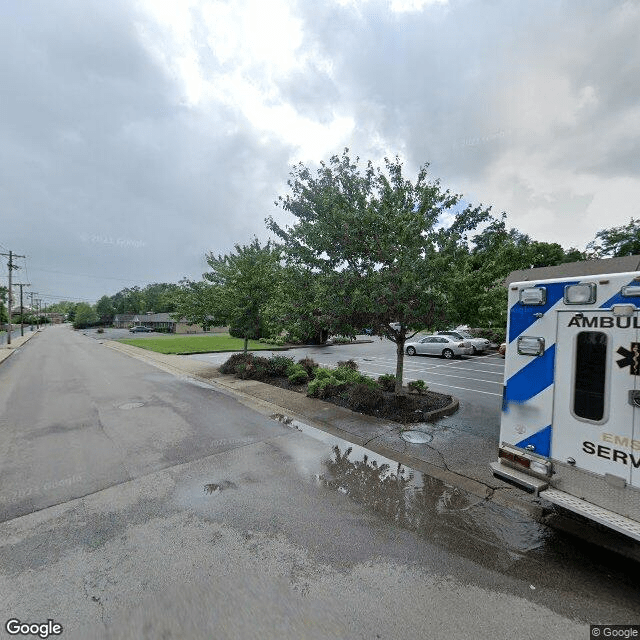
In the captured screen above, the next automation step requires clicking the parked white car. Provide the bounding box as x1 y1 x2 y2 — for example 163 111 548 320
405 334 473 359
437 330 490 354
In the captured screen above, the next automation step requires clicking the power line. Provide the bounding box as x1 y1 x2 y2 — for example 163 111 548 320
28 266 157 284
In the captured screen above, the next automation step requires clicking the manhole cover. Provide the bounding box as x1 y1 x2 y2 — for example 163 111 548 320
119 402 144 410
401 430 433 444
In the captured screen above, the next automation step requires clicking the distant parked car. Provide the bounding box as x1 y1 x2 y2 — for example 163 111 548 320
437 330 490 355
129 325 154 333
405 334 473 359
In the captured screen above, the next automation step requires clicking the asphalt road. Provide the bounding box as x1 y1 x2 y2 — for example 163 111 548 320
1 326 639 639
190 338 505 462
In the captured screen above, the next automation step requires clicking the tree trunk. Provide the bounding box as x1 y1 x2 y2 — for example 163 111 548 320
395 337 405 394
243 336 249 354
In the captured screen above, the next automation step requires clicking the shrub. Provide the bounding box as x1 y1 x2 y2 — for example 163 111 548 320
313 367 333 380
377 374 396 392
307 375 345 398
220 353 254 374
297 357 318 376
287 364 309 385
235 355 270 380
408 379 428 394
268 355 295 377
332 336 352 344
337 359 358 370
333 366 377 388
348 383 384 412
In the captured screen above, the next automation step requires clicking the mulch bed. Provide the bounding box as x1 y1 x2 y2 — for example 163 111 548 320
259 375 453 424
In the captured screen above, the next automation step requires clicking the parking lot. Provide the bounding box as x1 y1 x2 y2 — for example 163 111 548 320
189 337 505 443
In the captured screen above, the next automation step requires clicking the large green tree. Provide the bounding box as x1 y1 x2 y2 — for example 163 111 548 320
440 214 586 328
587 217 640 257
268 150 491 393
204 238 280 354
95 295 115 325
171 279 218 329
73 303 98 329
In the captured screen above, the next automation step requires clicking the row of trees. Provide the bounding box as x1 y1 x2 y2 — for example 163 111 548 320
175 151 631 393
42 152 639 392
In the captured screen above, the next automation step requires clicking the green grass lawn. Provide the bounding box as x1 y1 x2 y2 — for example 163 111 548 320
117 334 284 355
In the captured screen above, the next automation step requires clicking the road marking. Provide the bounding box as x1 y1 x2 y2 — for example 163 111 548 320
428 364 504 376
359 364 502 386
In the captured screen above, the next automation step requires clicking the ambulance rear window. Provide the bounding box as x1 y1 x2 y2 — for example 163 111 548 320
574 331 607 421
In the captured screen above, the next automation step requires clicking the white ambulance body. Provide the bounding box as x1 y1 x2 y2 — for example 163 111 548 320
490 270 640 541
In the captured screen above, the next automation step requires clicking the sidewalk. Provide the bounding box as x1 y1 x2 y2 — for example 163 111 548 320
0 329 39 365
104 339 547 520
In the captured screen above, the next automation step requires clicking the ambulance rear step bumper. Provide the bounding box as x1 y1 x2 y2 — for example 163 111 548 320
490 461 549 495
540 488 640 543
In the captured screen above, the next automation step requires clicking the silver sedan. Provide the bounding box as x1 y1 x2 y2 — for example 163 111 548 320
405 335 473 359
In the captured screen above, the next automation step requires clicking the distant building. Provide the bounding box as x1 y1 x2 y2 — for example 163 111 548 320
113 314 136 328
130 312 224 334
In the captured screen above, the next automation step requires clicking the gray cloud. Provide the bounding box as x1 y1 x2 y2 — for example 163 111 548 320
1 0 639 303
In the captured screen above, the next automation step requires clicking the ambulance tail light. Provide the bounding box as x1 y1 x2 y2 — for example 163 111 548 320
499 446 552 477
499 447 530 469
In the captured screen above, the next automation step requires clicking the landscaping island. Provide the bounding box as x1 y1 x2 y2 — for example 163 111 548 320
220 353 457 424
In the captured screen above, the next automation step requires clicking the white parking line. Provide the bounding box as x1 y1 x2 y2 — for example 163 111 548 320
357 369 502 397
428 363 504 377
367 365 502 386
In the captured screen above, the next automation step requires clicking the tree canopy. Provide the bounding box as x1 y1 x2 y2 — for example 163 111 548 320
587 217 640 257
204 238 280 353
268 150 491 392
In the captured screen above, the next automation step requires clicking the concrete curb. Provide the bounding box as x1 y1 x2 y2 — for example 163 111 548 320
422 395 459 422
101 339 547 521
0 330 39 366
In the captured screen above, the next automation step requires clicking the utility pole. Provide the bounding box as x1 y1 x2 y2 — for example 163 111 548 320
0 251 25 345
29 292 35 332
14 283 30 337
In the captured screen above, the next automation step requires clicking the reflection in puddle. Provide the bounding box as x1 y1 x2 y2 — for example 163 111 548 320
320 446 551 562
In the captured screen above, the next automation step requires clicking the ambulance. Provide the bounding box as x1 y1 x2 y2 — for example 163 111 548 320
490 268 640 541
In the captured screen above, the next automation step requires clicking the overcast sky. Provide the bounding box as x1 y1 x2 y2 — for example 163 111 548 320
1 0 639 304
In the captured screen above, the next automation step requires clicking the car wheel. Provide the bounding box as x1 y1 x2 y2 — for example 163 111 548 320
406 346 416 356
442 348 454 359
471 346 477 355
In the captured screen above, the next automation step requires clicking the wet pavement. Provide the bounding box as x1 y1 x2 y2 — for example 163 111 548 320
2 326 640 638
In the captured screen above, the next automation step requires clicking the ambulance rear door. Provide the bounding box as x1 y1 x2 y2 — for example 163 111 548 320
552 309 639 488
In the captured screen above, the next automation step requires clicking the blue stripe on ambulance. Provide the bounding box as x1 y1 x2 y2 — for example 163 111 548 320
600 278 640 308
508 281 579 343
503 344 556 407
516 425 552 457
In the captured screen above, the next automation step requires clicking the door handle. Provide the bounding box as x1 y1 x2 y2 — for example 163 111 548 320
629 390 640 408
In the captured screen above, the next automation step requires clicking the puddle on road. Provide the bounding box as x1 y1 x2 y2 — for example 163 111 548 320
204 480 238 494
119 402 144 410
318 445 551 562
